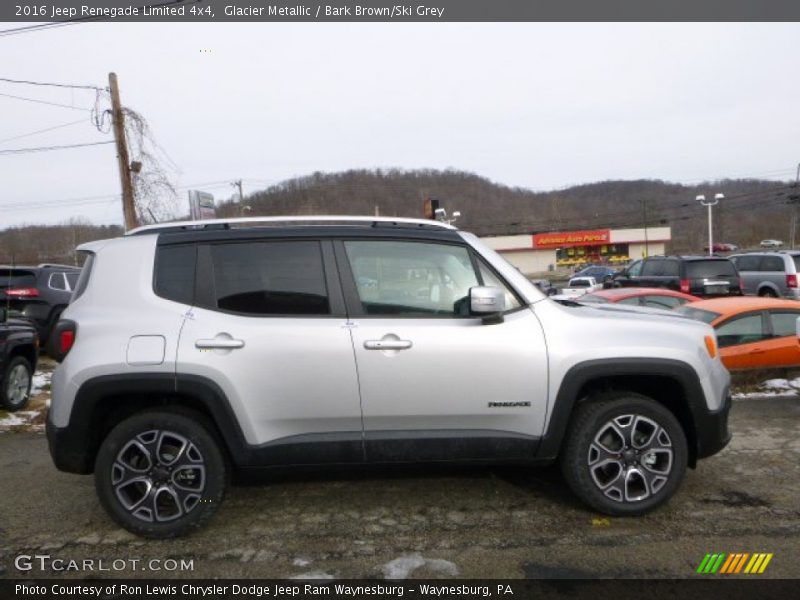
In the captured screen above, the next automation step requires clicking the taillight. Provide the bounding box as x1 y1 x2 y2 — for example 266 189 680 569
60 330 75 355
49 320 77 362
680 279 690 293
5 287 39 297
787 274 797 289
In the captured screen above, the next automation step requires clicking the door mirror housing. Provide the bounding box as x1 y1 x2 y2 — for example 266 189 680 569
470 286 505 324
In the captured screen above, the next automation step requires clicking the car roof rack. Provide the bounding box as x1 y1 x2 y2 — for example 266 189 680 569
125 215 456 236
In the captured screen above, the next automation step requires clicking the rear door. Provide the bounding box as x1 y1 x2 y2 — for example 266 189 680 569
175 238 364 463
337 239 549 462
716 311 773 369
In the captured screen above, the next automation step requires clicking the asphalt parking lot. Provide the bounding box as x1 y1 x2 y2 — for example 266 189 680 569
0 392 798 580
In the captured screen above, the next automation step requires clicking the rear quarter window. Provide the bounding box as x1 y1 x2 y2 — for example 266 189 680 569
760 256 785 272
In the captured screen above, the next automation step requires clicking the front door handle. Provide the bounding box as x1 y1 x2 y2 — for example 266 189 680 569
364 339 412 350
195 339 245 349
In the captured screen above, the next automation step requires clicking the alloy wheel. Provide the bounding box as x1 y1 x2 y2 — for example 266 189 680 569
6 364 30 406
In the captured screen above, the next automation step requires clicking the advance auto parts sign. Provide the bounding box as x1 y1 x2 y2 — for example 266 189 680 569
533 229 611 249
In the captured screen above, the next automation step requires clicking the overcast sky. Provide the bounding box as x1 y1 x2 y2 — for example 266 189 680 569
1 22 799 228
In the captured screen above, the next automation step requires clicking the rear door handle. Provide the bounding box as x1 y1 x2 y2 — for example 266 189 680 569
364 339 413 350
195 339 245 349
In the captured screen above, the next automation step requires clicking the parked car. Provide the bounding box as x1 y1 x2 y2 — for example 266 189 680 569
580 287 700 310
760 240 785 248
0 264 81 344
675 297 800 370
729 251 800 299
703 243 739 253
561 276 603 298
48 216 730 537
530 278 557 296
612 256 742 298
573 265 618 283
0 307 39 411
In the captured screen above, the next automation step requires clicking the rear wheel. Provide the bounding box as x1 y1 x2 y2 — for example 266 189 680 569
560 392 688 515
94 410 227 538
0 356 32 411
758 288 778 298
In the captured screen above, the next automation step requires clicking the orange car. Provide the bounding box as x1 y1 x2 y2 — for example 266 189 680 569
675 297 800 370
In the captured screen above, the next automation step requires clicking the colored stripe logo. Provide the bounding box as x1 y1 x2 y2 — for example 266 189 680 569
697 553 773 574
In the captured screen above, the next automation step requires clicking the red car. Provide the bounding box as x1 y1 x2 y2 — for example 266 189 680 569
580 287 700 310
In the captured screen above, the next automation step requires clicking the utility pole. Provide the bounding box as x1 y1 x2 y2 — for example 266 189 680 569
641 198 649 257
789 163 800 249
109 72 137 231
232 179 244 203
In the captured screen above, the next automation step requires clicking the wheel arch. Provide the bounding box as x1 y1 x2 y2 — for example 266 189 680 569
49 373 249 474
538 359 710 467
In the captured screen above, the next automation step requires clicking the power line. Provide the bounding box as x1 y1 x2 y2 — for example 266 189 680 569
0 76 102 91
0 140 113 155
0 90 91 111
0 118 88 145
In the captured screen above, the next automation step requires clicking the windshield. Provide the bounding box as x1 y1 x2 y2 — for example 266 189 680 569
686 260 737 279
674 306 720 323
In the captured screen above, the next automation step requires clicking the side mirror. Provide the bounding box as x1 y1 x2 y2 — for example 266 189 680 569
470 286 505 324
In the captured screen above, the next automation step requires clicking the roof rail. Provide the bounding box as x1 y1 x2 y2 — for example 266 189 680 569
125 215 456 236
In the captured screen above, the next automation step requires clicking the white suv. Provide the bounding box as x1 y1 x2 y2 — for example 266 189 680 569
47 217 731 538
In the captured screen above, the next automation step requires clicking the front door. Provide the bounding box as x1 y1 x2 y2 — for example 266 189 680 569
336 239 549 462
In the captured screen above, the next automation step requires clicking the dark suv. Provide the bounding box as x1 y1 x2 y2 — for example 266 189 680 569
0 264 81 344
612 256 742 297
0 307 38 411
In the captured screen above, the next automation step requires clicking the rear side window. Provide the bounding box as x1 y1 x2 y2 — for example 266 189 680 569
208 241 328 315
661 261 680 277
48 273 67 291
733 255 760 271
642 295 686 309
674 306 720 323
686 260 737 279
769 311 800 338
154 245 196 305
760 256 785 272
716 313 767 347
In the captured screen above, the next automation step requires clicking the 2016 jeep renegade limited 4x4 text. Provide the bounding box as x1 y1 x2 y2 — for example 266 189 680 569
47 217 731 538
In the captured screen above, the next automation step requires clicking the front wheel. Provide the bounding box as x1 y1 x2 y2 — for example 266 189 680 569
560 393 688 515
94 410 227 538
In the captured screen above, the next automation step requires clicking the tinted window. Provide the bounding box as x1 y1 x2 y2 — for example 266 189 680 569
792 255 800 271
661 261 680 277
686 260 737 279
580 294 608 304
570 279 591 287
716 313 767 348
48 273 67 291
344 241 479 316
760 256 785 272
769 311 800 338
209 241 328 315
0 269 36 289
155 245 196 305
65 273 79 290
733 255 760 271
478 261 521 310
641 260 662 276
627 260 643 277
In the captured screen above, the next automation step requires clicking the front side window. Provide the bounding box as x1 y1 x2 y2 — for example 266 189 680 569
344 241 479 316
732 255 760 271
627 260 643 277
715 313 767 347
477 261 521 310
208 241 329 315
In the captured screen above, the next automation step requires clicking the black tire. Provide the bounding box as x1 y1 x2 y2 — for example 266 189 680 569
758 288 778 298
560 392 688 516
0 356 32 411
94 410 227 538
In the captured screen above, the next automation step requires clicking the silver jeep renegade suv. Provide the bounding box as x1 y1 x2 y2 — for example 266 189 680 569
47 217 731 538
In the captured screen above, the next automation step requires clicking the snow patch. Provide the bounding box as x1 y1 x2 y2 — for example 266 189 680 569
31 371 52 395
289 570 334 580
381 553 459 579
293 557 312 567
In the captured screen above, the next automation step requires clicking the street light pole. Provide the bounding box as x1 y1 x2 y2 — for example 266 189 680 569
698 193 724 256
